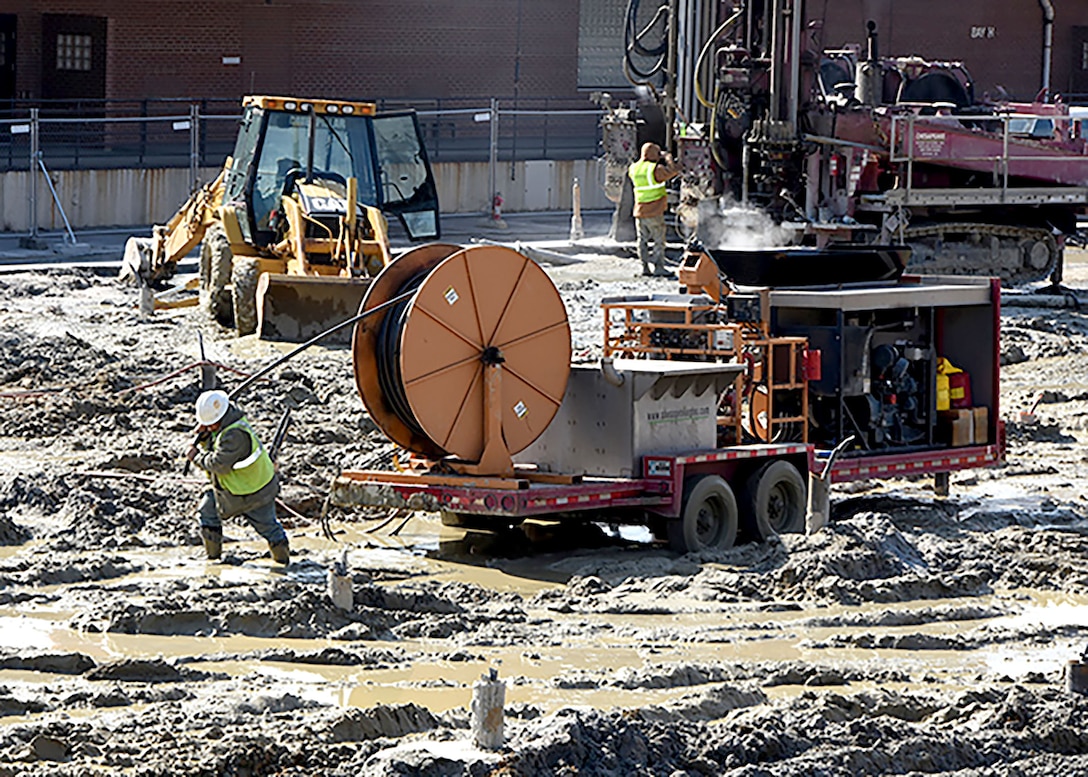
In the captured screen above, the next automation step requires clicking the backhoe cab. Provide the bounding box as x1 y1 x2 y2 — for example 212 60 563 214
122 95 440 342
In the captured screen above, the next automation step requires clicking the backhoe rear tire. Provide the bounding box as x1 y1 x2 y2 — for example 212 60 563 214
200 225 234 327
231 258 260 337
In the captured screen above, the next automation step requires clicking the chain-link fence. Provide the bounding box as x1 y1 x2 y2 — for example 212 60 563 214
0 96 604 175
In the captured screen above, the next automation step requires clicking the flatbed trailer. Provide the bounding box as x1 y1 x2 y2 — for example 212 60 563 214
333 265 1004 553
331 433 1004 552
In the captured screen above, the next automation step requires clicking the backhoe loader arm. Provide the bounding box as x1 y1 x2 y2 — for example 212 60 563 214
120 167 228 287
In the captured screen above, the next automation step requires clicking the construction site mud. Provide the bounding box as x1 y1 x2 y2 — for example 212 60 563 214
5 250 1088 775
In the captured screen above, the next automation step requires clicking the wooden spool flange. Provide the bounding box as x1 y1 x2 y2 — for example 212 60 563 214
352 243 571 469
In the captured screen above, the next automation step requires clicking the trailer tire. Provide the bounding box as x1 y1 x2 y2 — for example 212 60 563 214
200 225 234 326
747 460 806 539
668 475 738 553
231 258 260 336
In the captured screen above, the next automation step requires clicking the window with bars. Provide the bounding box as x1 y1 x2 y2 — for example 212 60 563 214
56 34 92 71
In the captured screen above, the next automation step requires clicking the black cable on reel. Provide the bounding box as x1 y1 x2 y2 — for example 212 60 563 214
375 272 428 438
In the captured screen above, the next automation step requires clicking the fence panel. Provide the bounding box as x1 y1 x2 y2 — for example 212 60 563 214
0 96 602 172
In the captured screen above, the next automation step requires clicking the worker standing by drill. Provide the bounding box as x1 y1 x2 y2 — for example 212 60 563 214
186 390 290 564
628 142 680 277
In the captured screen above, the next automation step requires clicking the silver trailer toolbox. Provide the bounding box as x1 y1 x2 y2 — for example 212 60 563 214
516 359 744 477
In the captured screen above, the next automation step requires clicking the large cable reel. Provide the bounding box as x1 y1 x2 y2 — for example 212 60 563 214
352 244 571 474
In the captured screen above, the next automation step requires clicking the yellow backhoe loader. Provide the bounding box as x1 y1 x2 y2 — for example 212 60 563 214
121 95 440 341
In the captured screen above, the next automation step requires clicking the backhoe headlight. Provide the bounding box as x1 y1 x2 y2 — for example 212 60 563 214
284 101 298 111
327 104 339 113
342 105 355 115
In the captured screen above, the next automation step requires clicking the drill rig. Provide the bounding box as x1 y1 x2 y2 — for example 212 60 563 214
607 0 1088 285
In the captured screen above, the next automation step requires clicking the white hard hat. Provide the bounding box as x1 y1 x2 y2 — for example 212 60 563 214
195 390 229 426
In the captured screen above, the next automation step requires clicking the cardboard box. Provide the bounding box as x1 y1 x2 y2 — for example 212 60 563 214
972 406 989 445
938 409 974 447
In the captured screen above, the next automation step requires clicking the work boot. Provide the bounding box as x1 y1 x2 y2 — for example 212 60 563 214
269 539 290 565
641 263 653 277
200 526 223 560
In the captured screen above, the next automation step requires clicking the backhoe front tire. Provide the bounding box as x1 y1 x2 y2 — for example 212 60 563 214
231 258 260 337
200 225 234 327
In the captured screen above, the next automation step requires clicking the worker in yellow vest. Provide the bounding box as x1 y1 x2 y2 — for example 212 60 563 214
627 142 680 277
186 390 289 564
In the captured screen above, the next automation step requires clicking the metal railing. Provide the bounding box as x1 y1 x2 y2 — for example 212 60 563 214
0 96 604 176
888 110 1086 197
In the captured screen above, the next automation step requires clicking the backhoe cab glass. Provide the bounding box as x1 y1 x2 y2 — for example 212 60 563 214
372 112 441 240
252 111 378 237
223 104 440 245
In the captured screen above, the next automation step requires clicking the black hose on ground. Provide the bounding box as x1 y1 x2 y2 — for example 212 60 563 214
227 287 416 401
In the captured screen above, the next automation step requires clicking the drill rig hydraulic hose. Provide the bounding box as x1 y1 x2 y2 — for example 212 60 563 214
624 0 670 84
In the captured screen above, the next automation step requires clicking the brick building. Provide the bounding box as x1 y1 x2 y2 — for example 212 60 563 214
0 0 582 103
816 0 1088 102
0 1 1085 106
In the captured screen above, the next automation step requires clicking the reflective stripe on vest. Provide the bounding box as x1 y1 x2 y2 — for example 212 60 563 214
628 159 666 203
214 417 275 496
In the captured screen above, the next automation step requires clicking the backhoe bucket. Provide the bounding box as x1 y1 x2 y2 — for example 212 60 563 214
256 274 373 344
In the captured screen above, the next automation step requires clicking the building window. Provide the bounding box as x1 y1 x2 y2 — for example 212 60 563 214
56 34 92 71
1082 41 1088 71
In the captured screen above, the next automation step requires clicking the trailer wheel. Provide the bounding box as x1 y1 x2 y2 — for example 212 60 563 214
231 258 260 336
200 225 234 326
746 460 806 539
668 475 738 553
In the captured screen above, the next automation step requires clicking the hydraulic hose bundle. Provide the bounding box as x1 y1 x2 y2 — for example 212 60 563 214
624 0 670 85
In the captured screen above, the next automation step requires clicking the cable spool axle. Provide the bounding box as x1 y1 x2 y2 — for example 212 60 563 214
352 244 571 475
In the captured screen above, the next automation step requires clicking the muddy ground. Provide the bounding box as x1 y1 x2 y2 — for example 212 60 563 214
4 244 1088 775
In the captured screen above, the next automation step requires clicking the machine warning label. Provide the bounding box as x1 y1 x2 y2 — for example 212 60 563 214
914 131 946 157
513 400 528 419
444 286 459 305
646 407 710 425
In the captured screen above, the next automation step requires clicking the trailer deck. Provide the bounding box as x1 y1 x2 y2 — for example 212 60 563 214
331 437 1003 523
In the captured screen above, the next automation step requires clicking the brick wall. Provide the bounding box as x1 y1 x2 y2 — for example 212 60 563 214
816 1 1067 102
8 1 1081 106
13 0 581 102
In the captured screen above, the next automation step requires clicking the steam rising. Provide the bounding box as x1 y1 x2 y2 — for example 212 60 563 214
695 197 794 250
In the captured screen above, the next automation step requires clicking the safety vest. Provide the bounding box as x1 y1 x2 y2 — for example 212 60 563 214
628 159 666 203
213 417 275 496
